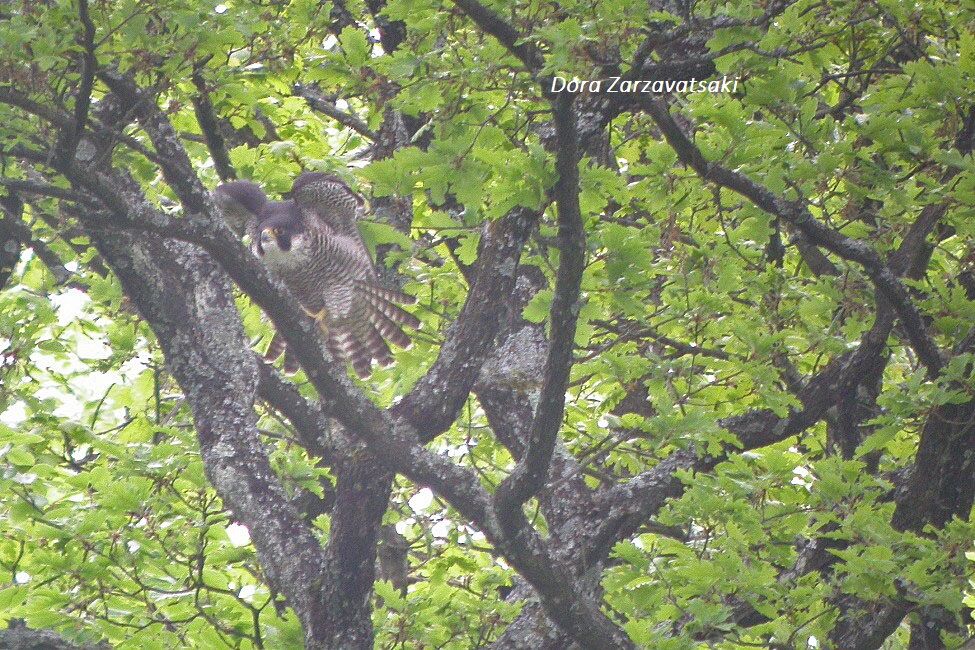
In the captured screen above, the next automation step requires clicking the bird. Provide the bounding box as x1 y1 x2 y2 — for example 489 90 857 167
212 179 266 239
213 173 419 377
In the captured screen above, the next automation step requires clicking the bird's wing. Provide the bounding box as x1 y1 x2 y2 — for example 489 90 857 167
289 172 366 246
213 181 268 239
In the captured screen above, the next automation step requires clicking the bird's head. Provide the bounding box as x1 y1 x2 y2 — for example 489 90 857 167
254 201 310 268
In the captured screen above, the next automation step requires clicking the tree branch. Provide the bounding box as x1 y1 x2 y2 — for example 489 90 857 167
450 0 546 75
0 198 73 286
586 307 896 565
0 176 99 205
55 0 97 167
640 97 943 378
0 194 27 289
392 205 537 440
294 84 377 140
495 95 585 515
89 227 335 647
255 359 340 462
191 66 236 182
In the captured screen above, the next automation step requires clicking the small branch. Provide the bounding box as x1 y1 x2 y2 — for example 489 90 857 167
98 69 209 214
294 85 377 140
58 0 97 166
0 177 99 205
0 190 84 286
191 66 236 182
587 309 897 565
640 323 732 360
0 86 71 127
255 358 340 462
0 194 27 289
0 87 163 167
450 0 546 76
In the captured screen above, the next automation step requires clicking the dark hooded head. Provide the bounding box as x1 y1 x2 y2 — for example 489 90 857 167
255 201 311 268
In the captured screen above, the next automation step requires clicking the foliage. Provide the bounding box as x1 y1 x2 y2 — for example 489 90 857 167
1 0 974 647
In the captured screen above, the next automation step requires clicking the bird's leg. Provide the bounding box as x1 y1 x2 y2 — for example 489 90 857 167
303 306 330 333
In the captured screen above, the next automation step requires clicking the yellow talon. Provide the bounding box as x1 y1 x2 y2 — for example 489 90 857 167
303 307 329 332
260 227 280 245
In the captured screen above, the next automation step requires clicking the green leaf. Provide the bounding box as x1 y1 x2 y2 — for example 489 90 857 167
359 221 413 258
5 447 35 466
339 26 370 67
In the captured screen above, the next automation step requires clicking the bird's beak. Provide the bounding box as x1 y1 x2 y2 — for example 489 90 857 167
260 227 279 246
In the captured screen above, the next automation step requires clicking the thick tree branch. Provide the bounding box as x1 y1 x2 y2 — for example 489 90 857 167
321 456 394 648
830 340 975 648
89 228 335 648
0 620 109 650
392 206 537 440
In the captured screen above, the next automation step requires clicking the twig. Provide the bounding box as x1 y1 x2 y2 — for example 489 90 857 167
294 84 377 140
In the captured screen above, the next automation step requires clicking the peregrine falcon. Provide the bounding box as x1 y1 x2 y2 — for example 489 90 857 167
214 173 418 377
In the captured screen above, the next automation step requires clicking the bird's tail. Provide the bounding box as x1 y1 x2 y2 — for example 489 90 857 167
358 281 421 330
263 331 300 373
329 282 420 378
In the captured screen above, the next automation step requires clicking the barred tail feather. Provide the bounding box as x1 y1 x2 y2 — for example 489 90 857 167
363 321 394 367
362 292 421 331
283 349 300 374
329 324 382 379
264 331 287 363
358 281 417 306
368 305 412 349
262 331 301 374
326 329 349 366
347 331 375 378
